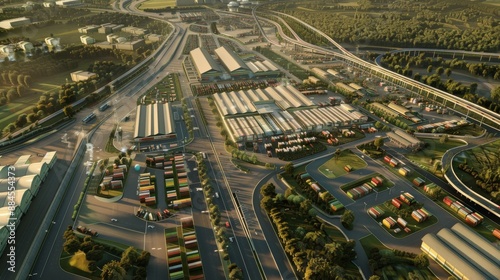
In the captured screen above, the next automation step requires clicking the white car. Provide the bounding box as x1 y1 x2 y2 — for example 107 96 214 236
229 237 234 243
148 225 155 229
111 218 118 222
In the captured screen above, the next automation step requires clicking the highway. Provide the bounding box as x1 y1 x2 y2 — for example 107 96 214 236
252 7 500 131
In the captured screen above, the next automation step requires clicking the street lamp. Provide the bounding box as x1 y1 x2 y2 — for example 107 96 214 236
364 202 367 211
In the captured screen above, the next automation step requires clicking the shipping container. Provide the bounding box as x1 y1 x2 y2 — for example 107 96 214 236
391 198 402 209
493 229 500 240
300 173 311 180
310 183 321 192
383 155 391 163
389 159 398 167
411 211 424 223
383 217 396 229
412 177 425 187
416 209 428 221
443 196 455 206
399 167 410 176
397 217 408 228
458 207 472 219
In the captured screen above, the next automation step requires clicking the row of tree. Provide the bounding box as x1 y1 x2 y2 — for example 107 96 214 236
196 153 244 280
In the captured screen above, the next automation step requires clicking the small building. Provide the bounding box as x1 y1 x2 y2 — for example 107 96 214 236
55 0 81 7
17 41 34 54
308 76 320 84
134 103 176 142
144 34 163 42
70 70 97 82
78 25 100 34
0 17 31 30
80 35 95 45
115 39 145 51
43 2 55 7
122 26 148 35
227 1 239 12
98 23 117 34
44 37 60 47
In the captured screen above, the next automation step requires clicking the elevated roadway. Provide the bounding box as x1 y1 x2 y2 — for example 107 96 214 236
252 7 500 132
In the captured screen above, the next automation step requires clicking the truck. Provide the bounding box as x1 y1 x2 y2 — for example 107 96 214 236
77 226 98 237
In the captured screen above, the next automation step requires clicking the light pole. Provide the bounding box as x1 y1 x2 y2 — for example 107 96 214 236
364 202 367 211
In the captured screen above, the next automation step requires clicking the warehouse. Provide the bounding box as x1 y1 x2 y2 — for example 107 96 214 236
190 48 223 81
335 82 357 95
386 129 422 149
421 223 500 280
245 60 280 77
214 45 252 78
388 102 411 116
213 84 367 141
369 102 400 118
134 103 175 142
311 67 330 79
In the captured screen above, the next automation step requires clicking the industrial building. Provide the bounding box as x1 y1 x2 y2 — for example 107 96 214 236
190 47 223 81
213 85 367 142
386 129 422 149
17 41 34 54
311 67 330 79
55 0 81 7
388 102 411 116
369 102 400 118
245 60 280 77
214 45 252 78
0 152 57 256
0 17 31 30
421 223 500 280
134 103 176 142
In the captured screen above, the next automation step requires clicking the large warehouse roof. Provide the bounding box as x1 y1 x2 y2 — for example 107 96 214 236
214 45 248 73
190 47 222 75
421 223 500 280
451 223 499 265
134 103 175 139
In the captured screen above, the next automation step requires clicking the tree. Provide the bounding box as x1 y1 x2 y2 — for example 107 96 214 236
444 68 452 77
299 199 312 215
260 183 276 198
341 210 355 229
120 246 139 269
369 276 381 280
63 105 75 118
426 65 433 74
413 72 422 82
261 196 275 212
373 137 384 150
413 253 429 268
491 86 500 101
16 113 28 128
86 249 104 262
101 260 126 280
439 134 449 144
334 148 342 160
469 83 478 94
284 162 294 174
228 265 243 280
63 238 81 254
436 66 444 76
136 251 151 267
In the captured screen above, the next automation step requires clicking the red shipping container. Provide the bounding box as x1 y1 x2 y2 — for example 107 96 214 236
493 229 500 240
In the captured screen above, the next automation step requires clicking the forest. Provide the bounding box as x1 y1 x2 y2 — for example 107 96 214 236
264 0 500 52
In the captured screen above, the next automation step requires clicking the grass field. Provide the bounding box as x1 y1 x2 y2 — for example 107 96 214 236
318 149 367 178
138 0 177 10
405 139 465 177
60 250 120 280
256 48 311 80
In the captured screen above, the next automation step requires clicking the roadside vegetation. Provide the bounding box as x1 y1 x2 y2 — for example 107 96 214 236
260 183 361 279
61 225 150 279
318 149 367 179
454 139 500 204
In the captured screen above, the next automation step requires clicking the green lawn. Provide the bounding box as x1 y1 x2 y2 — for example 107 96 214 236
138 73 181 105
138 0 177 9
405 139 465 177
256 48 311 80
318 149 367 178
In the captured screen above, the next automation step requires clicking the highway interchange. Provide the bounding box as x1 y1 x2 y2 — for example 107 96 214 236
0 2 499 280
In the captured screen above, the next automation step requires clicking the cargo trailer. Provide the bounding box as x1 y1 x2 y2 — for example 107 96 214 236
397 217 408 228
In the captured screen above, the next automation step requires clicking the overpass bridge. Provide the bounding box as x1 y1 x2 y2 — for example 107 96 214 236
252 8 500 132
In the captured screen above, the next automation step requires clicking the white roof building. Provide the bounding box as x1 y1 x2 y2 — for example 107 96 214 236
0 17 31 30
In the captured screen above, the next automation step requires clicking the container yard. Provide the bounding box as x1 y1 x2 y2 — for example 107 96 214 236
383 155 398 167
412 177 425 187
137 172 156 207
367 206 384 218
399 192 415 205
